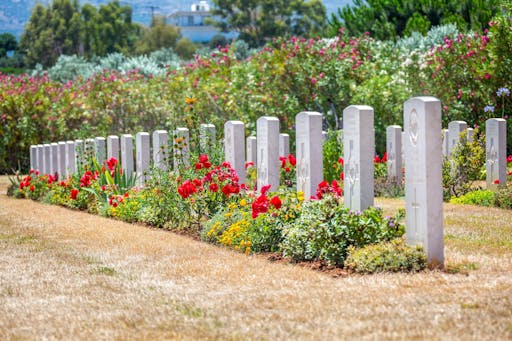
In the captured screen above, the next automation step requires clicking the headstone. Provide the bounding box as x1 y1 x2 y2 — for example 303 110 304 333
173 128 190 169
295 112 323 199
74 140 84 172
404 97 444 268
36 145 44 173
84 138 95 161
448 120 468 156
66 141 76 176
246 136 257 164
43 144 51 175
467 127 474 143
279 133 290 157
386 125 402 184
485 118 507 189
50 143 59 176
107 135 120 161
120 134 134 178
343 105 374 211
224 121 246 184
152 130 169 170
58 142 66 178
94 137 106 166
136 132 150 186
401 131 405 164
441 129 449 157
257 117 280 191
30 145 37 171
199 124 216 153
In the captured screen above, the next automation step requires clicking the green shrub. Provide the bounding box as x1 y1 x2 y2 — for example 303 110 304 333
281 195 404 266
322 129 344 183
494 183 512 209
374 176 405 198
344 238 427 273
449 189 495 207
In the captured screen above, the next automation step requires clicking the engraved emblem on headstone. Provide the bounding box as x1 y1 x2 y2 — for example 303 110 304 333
258 148 267 189
488 137 498 179
297 143 308 193
346 140 359 208
387 141 395 175
409 109 419 147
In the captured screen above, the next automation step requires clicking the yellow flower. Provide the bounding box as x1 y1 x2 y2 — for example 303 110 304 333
185 97 197 105
297 191 305 202
240 199 247 207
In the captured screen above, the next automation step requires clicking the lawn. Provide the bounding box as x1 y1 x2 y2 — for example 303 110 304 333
0 176 511 339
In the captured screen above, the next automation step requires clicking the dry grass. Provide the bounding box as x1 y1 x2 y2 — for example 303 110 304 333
0 177 511 340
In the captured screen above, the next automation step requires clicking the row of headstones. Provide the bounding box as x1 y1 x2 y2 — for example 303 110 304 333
386 118 508 189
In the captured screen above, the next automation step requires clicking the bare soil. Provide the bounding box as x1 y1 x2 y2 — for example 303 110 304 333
0 176 511 340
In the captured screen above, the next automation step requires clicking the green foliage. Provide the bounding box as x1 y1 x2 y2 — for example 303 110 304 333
322 130 343 182
281 195 404 266
442 129 486 200
329 0 500 40
0 33 17 58
209 34 229 50
374 176 405 198
174 38 197 60
449 189 495 206
210 0 327 47
344 238 427 273
134 16 181 56
494 183 512 209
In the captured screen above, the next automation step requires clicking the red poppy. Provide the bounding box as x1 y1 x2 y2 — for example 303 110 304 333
70 189 79 200
270 195 282 209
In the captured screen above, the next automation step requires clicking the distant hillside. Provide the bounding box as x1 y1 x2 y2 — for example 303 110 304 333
0 0 351 39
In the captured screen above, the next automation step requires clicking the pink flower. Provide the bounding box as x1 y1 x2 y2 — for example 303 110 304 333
311 77 317 84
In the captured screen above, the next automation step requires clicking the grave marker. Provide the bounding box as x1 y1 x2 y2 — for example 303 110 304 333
107 136 120 161
224 121 246 184
30 145 37 171
174 128 190 169
94 137 106 165
295 112 323 199
246 136 257 165
43 144 51 175
152 130 169 170
448 120 468 156
136 132 150 186
50 143 59 176
66 141 75 176
442 129 449 157
74 140 84 172
485 118 507 189
279 133 290 157
404 97 444 268
257 117 280 191
121 134 134 178
343 105 374 211
58 142 66 178
386 125 402 184
199 124 216 153
37 145 44 173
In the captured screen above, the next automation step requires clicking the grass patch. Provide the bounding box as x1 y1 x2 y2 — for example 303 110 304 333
92 266 117 276
460 302 480 309
446 261 479 275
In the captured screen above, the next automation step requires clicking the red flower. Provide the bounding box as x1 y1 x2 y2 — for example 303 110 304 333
203 161 212 169
252 194 269 218
199 154 209 163
222 161 231 168
288 154 296 166
245 161 255 169
285 167 291 173
507 155 512 163
178 180 197 199
70 189 79 200
30 185 35 192
280 156 286 168
270 195 282 209
381 152 388 163
260 184 271 195
209 183 219 192
494 179 500 184
192 178 202 187
338 157 344 165
106 157 118 171
374 155 381 163
195 162 202 170
340 172 345 181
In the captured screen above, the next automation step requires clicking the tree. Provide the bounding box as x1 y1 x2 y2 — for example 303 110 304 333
135 16 181 55
328 0 500 40
0 33 18 58
210 0 327 47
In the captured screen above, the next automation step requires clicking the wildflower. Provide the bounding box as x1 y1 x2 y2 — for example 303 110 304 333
185 97 197 105
240 198 247 207
270 195 282 209
496 87 510 97
311 77 317 84
484 105 495 113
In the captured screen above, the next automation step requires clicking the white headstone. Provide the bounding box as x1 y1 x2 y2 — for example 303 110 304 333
343 105 374 211
30 145 37 171
404 97 444 268
94 137 106 166
224 121 246 184
296 112 323 199
43 144 51 175
50 143 59 176
199 124 216 153
386 125 402 184
485 118 507 189
467 127 474 143
136 132 150 186
37 145 44 173
279 133 290 157
66 141 75 176
74 139 84 172
85 138 95 162
120 134 134 178
257 117 280 192
152 130 169 170
58 142 66 178
107 135 120 161
448 120 468 156
442 129 449 157
174 128 190 169
246 136 257 165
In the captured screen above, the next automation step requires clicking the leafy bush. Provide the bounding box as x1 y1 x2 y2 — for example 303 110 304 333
322 130 344 182
449 189 495 207
344 238 426 273
494 183 512 209
281 195 404 266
